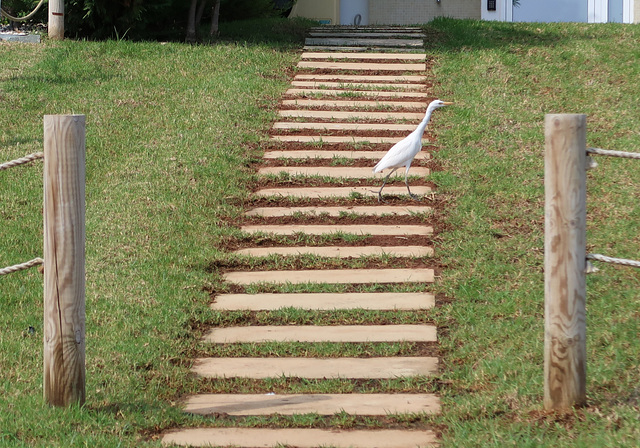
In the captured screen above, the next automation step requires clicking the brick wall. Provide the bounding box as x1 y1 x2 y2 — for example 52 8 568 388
369 0 480 24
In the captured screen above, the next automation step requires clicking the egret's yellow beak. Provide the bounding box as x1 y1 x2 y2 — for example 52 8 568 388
442 102 454 105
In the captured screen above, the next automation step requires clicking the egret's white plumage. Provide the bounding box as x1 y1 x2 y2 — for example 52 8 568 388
373 99 452 201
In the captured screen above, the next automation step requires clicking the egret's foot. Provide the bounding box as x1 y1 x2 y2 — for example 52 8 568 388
409 193 422 201
371 189 386 203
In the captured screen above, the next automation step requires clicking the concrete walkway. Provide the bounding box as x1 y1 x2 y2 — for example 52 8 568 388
164 26 440 448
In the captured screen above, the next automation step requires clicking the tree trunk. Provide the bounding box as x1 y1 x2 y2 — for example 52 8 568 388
196 0 209 27
186 0 198 43
210 0 221 37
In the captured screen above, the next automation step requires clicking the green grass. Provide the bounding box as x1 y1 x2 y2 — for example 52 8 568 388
425 18 640 447
1 16 639 447
0 18 313 447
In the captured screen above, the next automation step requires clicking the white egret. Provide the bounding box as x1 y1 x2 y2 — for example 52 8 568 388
372 99 453 202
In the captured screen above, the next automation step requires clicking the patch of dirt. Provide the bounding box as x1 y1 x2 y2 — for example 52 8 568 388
260 141 396 151
242 193 447 209
255 157 435 168
210 257 438 274
296 69 427 77
220 234 438 252
253 177 436 190
269 129 438 140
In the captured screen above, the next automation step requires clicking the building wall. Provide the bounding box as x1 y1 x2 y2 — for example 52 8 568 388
289 0 340 25
369 0 481 24
635 0 640 22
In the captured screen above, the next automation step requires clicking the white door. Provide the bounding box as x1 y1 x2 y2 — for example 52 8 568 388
505 0 631 23
512 0 588 22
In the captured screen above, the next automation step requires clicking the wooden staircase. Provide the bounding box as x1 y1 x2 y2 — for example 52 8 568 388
164 26 442 448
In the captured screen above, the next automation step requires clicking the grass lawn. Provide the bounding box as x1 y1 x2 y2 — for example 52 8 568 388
426 18 640 447
0 16 638 447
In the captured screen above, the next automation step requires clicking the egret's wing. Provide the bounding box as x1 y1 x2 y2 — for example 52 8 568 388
373 135 421 173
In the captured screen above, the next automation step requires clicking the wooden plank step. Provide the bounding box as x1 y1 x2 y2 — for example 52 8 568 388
233 245 433 258
272 122 417 131
301 52 425 60
244 205 432 217
192 357 438 379
222 268 434 285
211 292 435 311
257 166 429 179
240 224 433 236
163 427 438 448
303 45 424 53
281 99 428 109
285 88 429 98
183 393 440 416
262 150 428 160
270 135 405 144
278 109 424 119
297 61 426 71
254 186 432 198
307 31 425 38
295 74 426 82
290 81 425 91
304 38 424 48
309 26 424 32
204 324 437 343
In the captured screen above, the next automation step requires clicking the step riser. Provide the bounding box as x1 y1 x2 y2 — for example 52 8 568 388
262 150 429 160
233 246 433 258
279 109 425 119
257 167 430 179
241 225 433 236
286 88 429 98
244 205 433 217
281 99 428 109
223 268 434 285
253 186 432 198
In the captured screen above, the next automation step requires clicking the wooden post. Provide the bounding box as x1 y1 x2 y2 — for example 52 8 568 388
544 114 587 410
48 0 64 40
43 115 86 407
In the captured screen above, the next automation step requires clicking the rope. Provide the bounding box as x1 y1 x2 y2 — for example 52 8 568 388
0 257 43 276
587 147 640 159
587 253 640 269
0 152 43 171
0 0 46 22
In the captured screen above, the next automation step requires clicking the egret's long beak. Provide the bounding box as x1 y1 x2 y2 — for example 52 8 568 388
442 102 454 105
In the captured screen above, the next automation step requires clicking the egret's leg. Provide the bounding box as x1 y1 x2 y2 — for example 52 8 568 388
374 167 398 202
404 165 420 200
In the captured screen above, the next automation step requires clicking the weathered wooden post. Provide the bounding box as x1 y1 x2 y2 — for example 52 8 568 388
48 0 64 40
43 115 86 407
544 114 587 410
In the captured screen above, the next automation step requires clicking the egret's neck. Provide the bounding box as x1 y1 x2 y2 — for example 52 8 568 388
414 108 435 136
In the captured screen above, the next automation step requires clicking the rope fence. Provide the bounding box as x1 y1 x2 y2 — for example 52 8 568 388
1 0 46 22
587 253 640 268
0 257 43 276
586 146 640 269
0 152 44 275
587 147 640 159
0 152 44 171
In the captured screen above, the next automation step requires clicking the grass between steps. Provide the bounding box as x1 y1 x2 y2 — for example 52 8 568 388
1 17 638 447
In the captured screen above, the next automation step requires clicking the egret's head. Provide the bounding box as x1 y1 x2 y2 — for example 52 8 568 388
428 100 453 112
